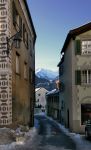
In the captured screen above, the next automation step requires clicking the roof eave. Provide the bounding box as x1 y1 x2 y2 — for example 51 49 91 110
23 0 37 42
61 22 91 54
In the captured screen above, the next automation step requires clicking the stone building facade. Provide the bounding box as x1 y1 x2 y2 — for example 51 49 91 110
58 22 91 133
0 0 36 127
46 89 59 121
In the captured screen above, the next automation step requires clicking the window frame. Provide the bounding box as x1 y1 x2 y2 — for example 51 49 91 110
59 81 65 92
81 69 91 85
29 40 32 57
29 68 34 84
23 24 28 49
38 93 41 96
81 104 91 125
81 40 91 55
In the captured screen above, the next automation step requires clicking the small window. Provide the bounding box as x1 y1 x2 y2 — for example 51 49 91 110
12 1 19 29
82 40 91 54
12 1 22 34
16 53 20 74
81 104 91 125
23 24 28 49
29 68 34 84
38 94 41 96
81 70 91 84
29 40 32 56
59 81 65 92
81 70 87 84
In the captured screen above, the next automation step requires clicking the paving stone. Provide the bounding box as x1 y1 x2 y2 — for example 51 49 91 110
0 128 15 145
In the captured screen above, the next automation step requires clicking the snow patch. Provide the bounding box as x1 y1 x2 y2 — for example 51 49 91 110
46 116 91 150
0 127 37 150
36 68 58 80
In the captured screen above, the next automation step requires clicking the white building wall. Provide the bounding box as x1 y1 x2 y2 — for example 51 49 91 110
61 39 73 129
35 88 48 110
72 30 91 133
60 28 91 133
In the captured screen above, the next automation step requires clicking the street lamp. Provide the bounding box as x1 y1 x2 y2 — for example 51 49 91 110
6 31 22 56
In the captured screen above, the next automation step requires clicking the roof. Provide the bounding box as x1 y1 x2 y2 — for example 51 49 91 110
35 87 48 92
57 55 64 67
61 22 91 54
46 89 59 96
23 0 36 43
35 88 41 92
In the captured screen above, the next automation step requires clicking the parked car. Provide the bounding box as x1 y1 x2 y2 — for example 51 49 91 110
85 120 91 138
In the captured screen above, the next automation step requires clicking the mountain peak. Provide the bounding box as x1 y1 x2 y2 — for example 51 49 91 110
35 68 58 80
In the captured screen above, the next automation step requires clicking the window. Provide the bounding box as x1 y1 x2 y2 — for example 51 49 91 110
81 104 91 125
61 100 64 110
29 40 32 56
23 24 28 49
82 40 91 54
59 81 65 92
81 70 87 84
16 53 20 74
81 70 91 84
19 16 22 37
29 68 34 83
38 94 41 96
25 31 28 48
24 62 27 79
12 1 22 35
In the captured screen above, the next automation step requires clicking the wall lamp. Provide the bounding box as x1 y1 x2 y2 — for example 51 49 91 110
6 31 22 56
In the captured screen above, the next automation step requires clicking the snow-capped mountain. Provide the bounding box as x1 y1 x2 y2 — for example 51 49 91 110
35 68 58 80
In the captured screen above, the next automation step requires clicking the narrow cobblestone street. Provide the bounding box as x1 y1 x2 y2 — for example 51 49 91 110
1 114 76 150
33 114 76 150
1 114 91 149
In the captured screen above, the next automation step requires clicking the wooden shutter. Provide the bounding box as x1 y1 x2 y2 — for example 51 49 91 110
75 70 81 85
75 40 81 55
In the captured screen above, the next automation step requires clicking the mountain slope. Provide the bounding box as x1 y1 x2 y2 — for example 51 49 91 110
36 68 58 80
35 75 57 91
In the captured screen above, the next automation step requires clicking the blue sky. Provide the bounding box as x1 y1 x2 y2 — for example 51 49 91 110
27 0 91 71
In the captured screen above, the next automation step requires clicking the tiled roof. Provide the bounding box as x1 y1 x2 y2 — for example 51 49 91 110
61 22 91 54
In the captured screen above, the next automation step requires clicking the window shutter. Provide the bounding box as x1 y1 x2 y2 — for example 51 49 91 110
75 70 81 85
75 40 81 55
